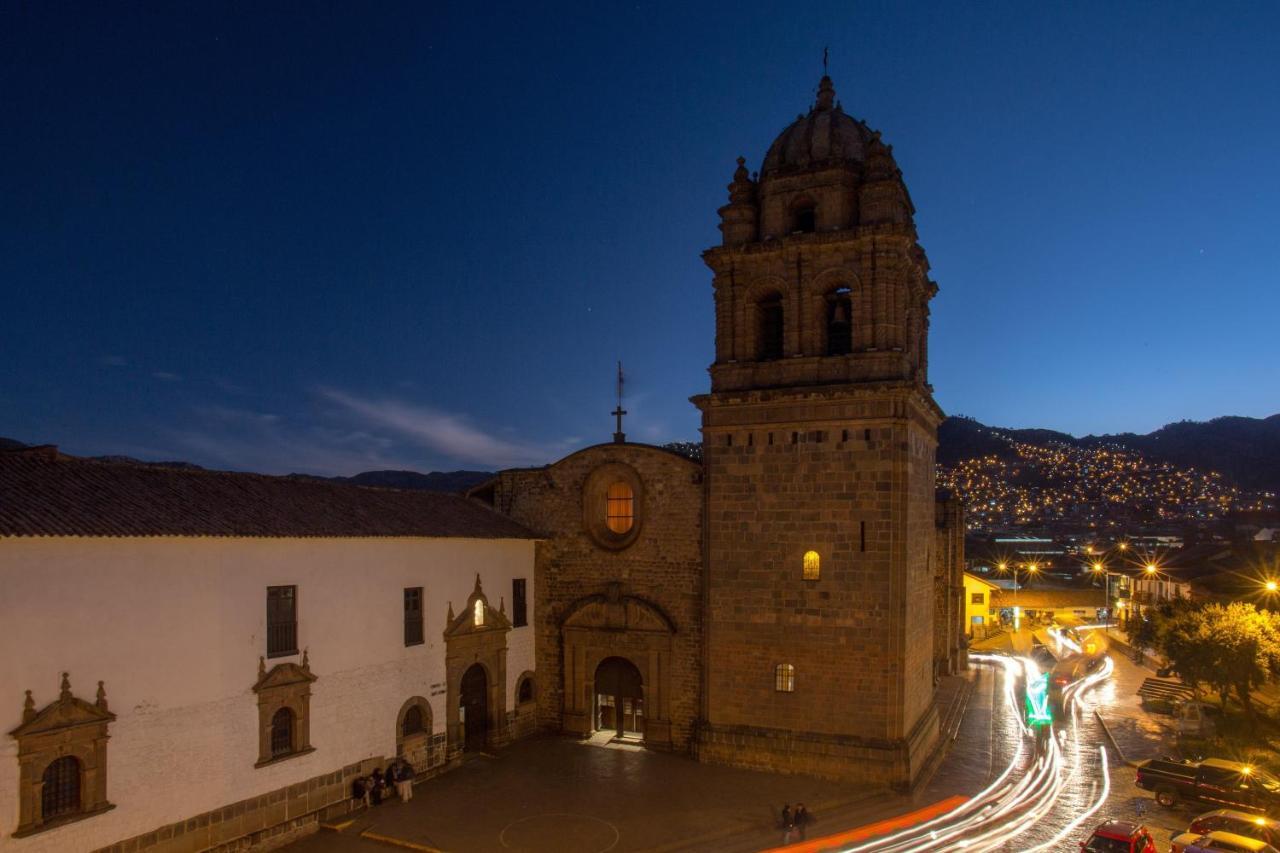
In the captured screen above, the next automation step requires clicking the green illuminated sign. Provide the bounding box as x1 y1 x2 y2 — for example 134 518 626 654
1026 672 1052 727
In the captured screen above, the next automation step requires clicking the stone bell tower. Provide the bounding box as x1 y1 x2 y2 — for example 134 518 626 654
692 74 943 787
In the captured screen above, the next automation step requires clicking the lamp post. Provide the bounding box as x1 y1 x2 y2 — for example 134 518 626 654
1000 561 1038 632
1091 561 1111 625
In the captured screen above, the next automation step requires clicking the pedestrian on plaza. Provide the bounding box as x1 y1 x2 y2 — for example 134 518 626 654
794 803 812 840
396 759 414 803
384 763 396 794
780 804 794 844
370 770 385 806
351 775 367 810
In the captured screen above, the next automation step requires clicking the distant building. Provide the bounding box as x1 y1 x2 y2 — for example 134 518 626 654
962 573 1000 637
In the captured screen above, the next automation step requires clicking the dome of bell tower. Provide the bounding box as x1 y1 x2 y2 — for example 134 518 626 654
760 76 873 175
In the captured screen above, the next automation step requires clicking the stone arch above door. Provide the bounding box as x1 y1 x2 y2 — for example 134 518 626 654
560 584 676 748
443 575 510 755
395 696 436 772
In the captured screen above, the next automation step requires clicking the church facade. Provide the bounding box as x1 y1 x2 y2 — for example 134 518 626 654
476 74 964 787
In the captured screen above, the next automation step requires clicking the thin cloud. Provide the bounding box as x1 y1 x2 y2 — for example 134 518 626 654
152 371 182 382
100 355 128 367
319 388 558 468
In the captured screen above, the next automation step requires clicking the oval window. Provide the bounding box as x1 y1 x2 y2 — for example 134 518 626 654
605 482 635 534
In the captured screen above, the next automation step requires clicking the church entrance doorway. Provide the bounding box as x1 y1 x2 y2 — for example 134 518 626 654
460 664 488 752
594 656 644 740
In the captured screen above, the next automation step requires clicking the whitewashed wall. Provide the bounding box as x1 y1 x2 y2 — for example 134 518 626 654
0 535 535 852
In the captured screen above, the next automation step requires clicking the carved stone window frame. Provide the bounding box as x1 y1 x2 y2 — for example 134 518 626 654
252 653 317 768
583 463 645 551
9 674 116 838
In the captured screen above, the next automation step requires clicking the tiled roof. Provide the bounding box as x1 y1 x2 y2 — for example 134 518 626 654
0 447 538 539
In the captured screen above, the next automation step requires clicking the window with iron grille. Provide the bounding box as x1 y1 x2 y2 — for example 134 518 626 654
401 705 425 737
40 756 80 820
266 585 297 658
774 663 796 693
512 578 528 627
270 707 294 757
404 587 424 646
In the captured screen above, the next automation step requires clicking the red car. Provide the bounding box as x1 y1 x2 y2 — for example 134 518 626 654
1080 820 1158 853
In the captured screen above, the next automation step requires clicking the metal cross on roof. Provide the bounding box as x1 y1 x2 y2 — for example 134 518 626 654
612 361 627 444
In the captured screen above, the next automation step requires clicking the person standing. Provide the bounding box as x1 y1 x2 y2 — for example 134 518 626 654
351 775 367 811
397 760 414 803
370 770 384 806
794 803 811 840
780 804 794 844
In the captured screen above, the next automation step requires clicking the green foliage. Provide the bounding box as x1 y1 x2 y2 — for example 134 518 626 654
1145 600 1280 721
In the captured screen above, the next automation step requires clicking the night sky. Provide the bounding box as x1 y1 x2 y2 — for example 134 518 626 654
3 3 1278 476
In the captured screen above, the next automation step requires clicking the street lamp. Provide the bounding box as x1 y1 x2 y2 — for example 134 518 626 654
1091 561 1113 625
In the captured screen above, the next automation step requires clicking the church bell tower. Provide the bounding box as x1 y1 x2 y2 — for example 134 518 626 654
692 74 943 786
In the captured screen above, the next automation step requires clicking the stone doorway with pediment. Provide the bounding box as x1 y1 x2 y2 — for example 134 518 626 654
444 575 510 755
561 582 676 749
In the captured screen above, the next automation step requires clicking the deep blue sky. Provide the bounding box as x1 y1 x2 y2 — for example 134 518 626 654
3 2 1278 475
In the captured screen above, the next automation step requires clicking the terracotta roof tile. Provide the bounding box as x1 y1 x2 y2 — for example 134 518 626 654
0 448 538 539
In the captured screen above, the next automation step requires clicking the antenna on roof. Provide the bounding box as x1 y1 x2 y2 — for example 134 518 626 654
823 46 829 76
612 361 627 444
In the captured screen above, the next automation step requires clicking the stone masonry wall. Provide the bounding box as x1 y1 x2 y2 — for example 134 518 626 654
487 444 704 751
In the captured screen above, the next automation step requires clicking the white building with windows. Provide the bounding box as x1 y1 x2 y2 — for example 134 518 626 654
0 446 538 853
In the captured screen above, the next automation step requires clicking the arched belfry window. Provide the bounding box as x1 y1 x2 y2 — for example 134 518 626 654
606 482 634 534
757 293 784 361
473 599 484 627
826 288 852 355
791 199 816 233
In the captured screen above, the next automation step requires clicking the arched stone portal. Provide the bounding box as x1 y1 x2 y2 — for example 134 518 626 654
594 657 644 739
444 575 510 756
560 584 675 749
460 664 489 751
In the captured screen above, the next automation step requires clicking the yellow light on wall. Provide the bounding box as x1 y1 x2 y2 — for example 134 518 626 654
803 550 820 581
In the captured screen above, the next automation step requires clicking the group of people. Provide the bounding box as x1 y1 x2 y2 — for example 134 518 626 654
351 758 416 808
780 802 813 843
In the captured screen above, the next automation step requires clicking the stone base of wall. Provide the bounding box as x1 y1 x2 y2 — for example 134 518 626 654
695 705 940 790
90 757 386 853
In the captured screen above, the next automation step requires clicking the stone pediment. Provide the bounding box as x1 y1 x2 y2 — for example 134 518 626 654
561 589 676 634
9 695 114 738
252 655 316 694
443 573 511 638
9 675 115 739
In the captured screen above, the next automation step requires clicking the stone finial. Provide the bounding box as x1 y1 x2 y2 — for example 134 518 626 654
447 602 455 622
258 656 266 679
726 156 756 206
473 573 483 596
96 681 108 711
499 596 506 615
815 75 835 111
22 690 35 723
60 672 71 701
301 648 310 671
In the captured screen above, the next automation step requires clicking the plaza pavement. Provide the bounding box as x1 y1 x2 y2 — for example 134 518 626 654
283 676 979 853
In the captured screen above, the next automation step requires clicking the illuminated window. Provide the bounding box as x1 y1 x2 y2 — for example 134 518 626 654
774 664 796 692
606 482 634 534
473 599 484 627
802 550 820 580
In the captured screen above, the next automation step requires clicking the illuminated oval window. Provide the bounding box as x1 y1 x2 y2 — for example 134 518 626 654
803 550 820 580
473 599 484 627
605 482 635 534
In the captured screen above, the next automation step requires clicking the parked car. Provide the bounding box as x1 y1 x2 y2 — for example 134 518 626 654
1170 829 1279 853
1078 820 1157 852
1135 757 1280 814
1189 810 1280 847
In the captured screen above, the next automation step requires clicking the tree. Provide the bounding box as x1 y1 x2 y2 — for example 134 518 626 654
1156 601 1280 723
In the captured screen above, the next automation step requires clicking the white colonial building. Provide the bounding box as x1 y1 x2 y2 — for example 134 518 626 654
0 446 538 853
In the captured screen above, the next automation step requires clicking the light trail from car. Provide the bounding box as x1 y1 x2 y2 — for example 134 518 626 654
838 652 1113 852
